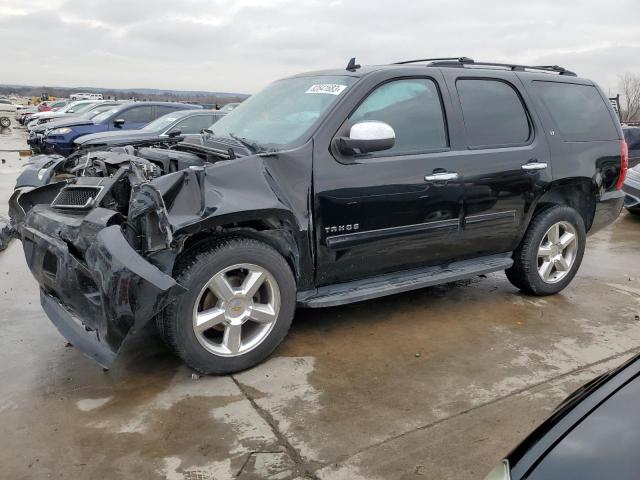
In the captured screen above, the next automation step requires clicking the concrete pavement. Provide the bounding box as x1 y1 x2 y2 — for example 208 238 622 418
1 125 639 479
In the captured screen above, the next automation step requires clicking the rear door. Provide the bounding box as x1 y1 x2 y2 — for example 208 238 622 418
440 69 551 256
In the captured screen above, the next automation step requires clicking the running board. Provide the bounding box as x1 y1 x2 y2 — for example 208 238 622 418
297 253 513 308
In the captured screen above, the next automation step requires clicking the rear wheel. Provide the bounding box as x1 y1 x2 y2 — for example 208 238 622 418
156 237 296 374
0 117 11 128
506 205 586 295
626 207 640 216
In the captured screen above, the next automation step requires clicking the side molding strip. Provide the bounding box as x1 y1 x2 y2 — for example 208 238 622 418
325 218 459 250
465 210 516 225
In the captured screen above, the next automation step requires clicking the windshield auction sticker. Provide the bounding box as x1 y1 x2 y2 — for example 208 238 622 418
305 84 347 95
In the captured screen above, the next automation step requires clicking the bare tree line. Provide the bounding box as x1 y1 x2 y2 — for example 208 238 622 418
619 73 640 123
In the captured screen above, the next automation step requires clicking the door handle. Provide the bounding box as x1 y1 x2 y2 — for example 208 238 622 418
424 172 459 182
521 162 548 171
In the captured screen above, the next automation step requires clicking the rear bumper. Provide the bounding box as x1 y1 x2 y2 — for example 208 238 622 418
589 190 625 235
21 214 184 367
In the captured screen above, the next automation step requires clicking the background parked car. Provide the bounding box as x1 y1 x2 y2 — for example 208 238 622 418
41 101 202 156
0 98 18 128
27 102 124 153
623 162 640 215
16 107 39 125
26 100 105 129
623 126 640 168
485 353 640 480
219 102 240 112
74 109 225 151
37 100 67 112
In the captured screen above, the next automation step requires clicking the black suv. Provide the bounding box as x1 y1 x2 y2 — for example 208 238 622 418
12 57 626 374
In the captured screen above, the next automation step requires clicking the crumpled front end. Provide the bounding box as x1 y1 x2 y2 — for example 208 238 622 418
17 159 188 367
15 143 311 368
21 204 185 367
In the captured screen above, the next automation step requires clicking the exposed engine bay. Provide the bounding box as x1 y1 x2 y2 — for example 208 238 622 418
72 145 207 179
4 141 237 256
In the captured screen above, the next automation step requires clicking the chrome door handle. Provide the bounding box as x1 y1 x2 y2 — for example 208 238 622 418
424 172 459 182
521 162 548 171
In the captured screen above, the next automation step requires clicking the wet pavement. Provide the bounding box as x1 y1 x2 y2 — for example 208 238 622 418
1 123 640 479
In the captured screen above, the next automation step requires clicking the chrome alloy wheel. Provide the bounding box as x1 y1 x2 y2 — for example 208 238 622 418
537 221 579 284
192 263 281 357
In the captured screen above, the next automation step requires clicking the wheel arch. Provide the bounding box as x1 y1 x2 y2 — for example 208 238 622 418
529 177 597 233
173 213 314 290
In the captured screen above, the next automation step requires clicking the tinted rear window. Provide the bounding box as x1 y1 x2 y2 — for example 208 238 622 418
533 81 618 142
456 79 531 147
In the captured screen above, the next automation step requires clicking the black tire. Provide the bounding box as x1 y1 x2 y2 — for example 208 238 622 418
506 205 586 295
156 237 296 375
0 117 10 128
626 207 640 216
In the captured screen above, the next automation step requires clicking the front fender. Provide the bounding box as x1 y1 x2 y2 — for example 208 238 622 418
141 144 314 287
15 154 66 188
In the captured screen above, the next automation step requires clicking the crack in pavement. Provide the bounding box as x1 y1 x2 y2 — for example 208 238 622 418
328 346 640 466
231 375 323 479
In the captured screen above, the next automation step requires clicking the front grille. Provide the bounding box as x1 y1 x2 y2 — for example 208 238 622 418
52 186 102 209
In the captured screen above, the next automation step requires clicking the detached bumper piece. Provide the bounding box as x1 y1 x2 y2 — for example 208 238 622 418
22 223 184 368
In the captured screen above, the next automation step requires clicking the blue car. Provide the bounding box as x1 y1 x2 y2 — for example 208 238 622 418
42 102 202 156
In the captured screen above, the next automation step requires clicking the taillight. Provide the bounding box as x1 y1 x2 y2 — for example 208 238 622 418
617 140 628 190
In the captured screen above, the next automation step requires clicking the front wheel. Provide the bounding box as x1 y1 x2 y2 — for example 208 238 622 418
156 237 296 374
506 205 586 295
0 117 11 128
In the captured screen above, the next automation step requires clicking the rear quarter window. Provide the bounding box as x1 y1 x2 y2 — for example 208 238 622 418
533 81 619 142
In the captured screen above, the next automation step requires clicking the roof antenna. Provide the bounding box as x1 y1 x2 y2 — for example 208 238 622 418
346 57 361 72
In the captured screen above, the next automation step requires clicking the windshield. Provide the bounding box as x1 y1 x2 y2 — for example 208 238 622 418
69 102 98 114
208 75 356 149
57 102 81 113
142 113 183 132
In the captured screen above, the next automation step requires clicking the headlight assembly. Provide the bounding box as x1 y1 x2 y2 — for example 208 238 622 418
48 127 72 135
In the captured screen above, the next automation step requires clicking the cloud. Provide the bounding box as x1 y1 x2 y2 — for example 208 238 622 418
0 0 638 94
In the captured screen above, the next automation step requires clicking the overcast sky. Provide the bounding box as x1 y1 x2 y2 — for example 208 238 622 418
1 0 638 95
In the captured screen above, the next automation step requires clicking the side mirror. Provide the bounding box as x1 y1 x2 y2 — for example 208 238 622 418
168 130 181 138
113 118 125 128
337 121 395 155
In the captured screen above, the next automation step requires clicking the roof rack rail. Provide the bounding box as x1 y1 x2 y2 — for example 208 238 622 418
393 57 577 76
394 57 474 65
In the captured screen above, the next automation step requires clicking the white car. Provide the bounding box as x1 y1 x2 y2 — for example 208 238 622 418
0 98 18 128
26 100 101 128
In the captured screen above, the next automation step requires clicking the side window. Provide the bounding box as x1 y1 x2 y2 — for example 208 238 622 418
533 81 619 142
346 78 448 156
170 115 215 134
456 79 531 147
119 106 155 123
155 105 182 118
